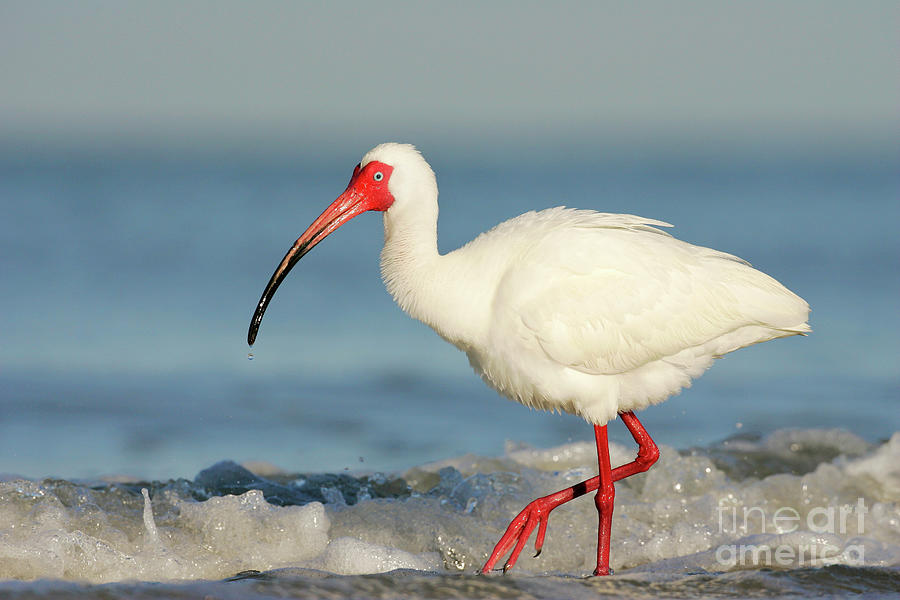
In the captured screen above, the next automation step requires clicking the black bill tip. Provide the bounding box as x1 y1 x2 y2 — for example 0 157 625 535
247 236 315 346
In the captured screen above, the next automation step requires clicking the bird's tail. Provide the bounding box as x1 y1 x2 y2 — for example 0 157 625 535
776 323 812 336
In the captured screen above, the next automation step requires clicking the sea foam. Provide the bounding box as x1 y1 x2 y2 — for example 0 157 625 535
0 429 897 582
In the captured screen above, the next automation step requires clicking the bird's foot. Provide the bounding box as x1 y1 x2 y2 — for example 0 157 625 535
480 496 556 574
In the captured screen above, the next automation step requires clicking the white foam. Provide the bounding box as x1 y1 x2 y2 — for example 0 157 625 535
843 432 900 501
0 429 897 582
0 486 331 582
319 537 440 575
141 488 160 546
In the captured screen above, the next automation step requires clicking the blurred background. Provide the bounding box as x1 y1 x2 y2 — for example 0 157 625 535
1 1 897 479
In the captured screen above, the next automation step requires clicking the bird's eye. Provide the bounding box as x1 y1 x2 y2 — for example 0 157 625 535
373 172 384 182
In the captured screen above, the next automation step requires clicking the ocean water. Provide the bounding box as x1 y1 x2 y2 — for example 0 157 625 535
1 148 898 596
0 431 898 598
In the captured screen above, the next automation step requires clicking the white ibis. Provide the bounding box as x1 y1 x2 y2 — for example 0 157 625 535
248 143 810 576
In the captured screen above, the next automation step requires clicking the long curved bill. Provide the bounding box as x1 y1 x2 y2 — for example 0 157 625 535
248 180 368 346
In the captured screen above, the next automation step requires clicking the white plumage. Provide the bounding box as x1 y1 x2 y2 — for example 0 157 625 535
248 142 810 576
370 143 810 425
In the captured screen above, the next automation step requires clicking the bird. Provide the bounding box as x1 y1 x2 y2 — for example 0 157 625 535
248 143 810 576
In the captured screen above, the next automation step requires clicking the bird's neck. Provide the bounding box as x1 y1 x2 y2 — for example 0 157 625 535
380 208 480 349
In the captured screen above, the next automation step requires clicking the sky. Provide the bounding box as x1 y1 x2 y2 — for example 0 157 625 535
0 1 897 159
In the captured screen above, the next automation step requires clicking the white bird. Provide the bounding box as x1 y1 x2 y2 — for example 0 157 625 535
248 143 810 576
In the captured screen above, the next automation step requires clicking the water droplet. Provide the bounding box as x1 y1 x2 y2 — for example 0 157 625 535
247 352 254 361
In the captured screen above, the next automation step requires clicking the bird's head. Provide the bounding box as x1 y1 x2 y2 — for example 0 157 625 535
248 143 435 345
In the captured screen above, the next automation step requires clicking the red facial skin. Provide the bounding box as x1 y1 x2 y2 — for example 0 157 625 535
248 161 395 345
345 161 395 212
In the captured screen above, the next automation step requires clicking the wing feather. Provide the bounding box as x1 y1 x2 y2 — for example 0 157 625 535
488 209 808 376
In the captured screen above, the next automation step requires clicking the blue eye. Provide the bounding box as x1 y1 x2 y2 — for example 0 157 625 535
373 172 384 182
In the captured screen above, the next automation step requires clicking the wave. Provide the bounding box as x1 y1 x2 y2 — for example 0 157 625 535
0 428 898 597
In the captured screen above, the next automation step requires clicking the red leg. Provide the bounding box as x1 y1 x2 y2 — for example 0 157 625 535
593 424 614 575
613 411 661 480
480 411 659 574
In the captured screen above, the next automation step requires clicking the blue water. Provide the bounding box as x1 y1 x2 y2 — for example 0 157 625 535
1 150 898 480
